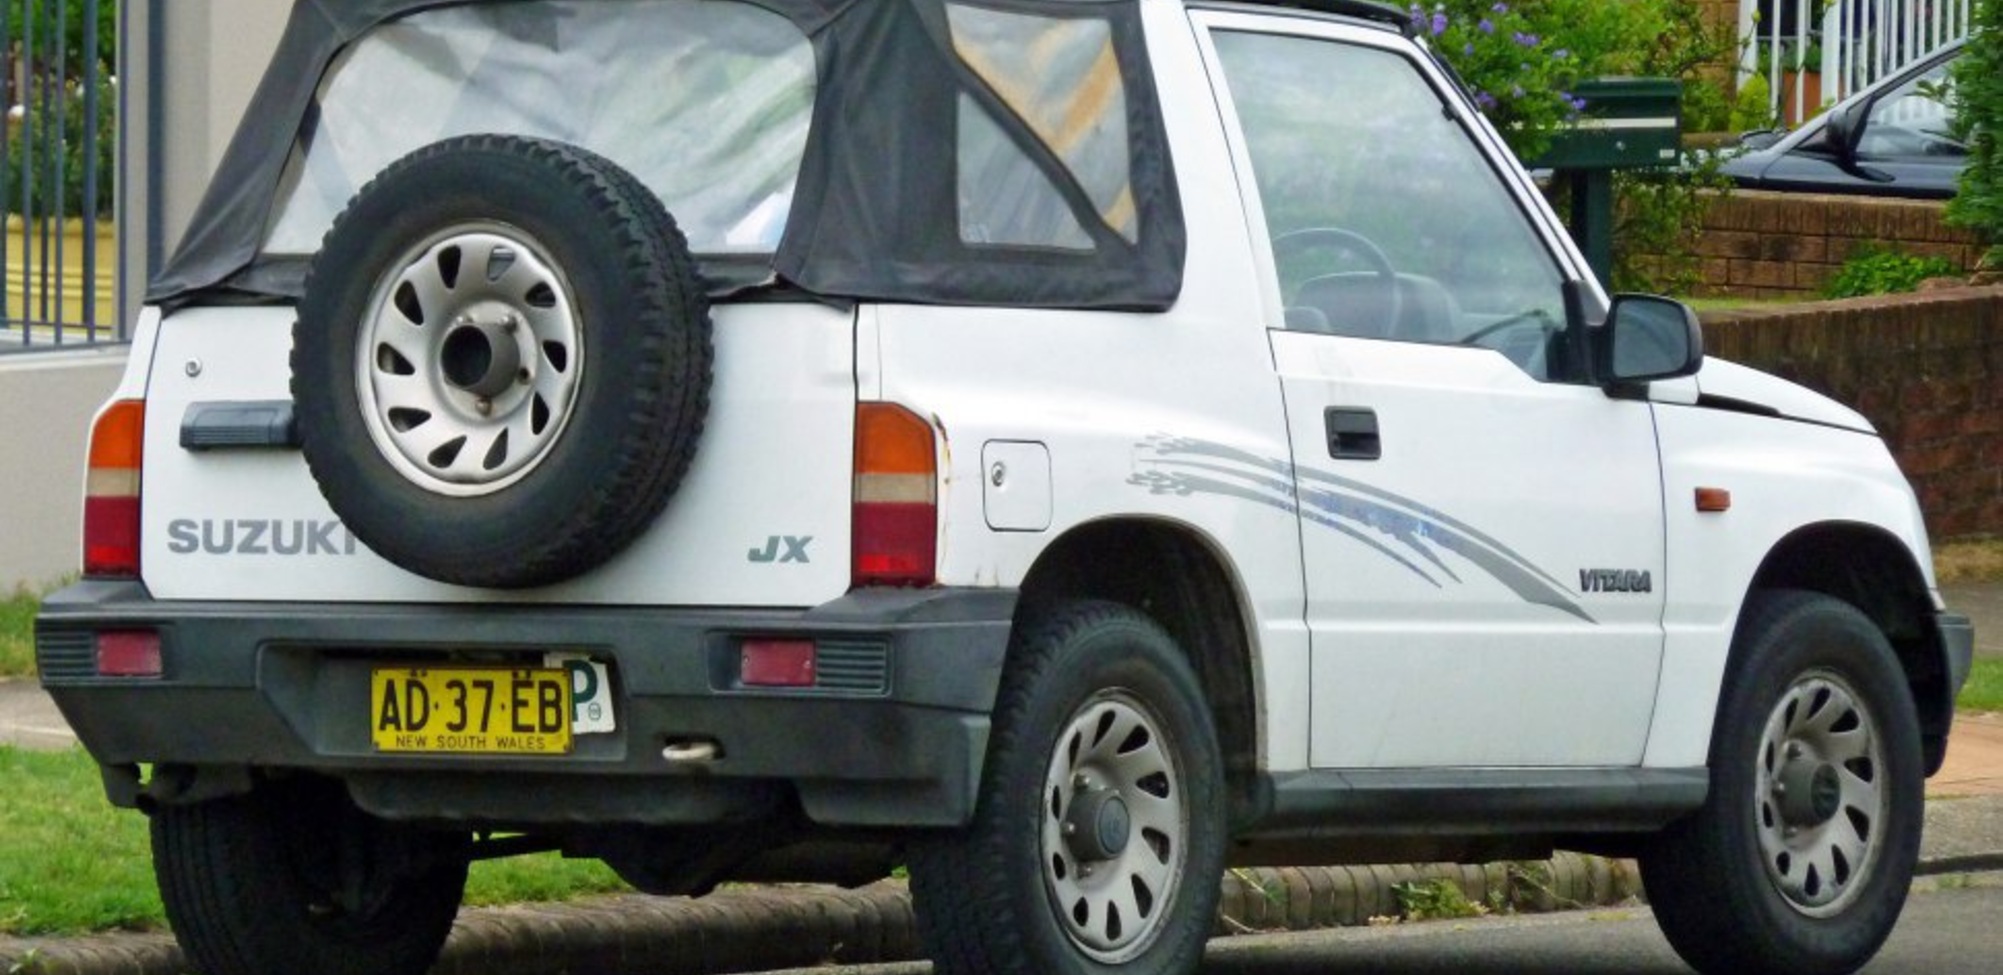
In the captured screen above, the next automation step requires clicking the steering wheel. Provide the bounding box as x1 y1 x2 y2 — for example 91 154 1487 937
1272 227 1403 337
1459 309 1559 346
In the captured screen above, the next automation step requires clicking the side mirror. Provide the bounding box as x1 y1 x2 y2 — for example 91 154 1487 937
1821 101 1865 165
1595 294 1703 387
1815 102 1893 181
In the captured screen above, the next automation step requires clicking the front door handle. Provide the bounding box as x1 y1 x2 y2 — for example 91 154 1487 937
1325 407 1381 461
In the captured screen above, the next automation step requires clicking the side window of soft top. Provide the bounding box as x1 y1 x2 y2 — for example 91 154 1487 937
948 4 1136 251
1211 28 1581 381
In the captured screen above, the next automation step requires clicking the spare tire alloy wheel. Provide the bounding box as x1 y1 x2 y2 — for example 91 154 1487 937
358 223 584 497
294 135 712 589
910 601 1226 975
1642 590 1923 975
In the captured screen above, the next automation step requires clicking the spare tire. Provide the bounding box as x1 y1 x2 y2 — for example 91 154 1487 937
293 135 711 589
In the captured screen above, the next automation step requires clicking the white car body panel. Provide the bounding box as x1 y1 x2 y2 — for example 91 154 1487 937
1643 405 1933 767
1192 10 1663 768
139 303 857 607
866 0 1312 772
1696 357 1876 432
1268 332 1668 768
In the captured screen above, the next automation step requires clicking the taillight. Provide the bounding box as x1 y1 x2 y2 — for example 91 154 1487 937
84 399 144 578
853 402 937 588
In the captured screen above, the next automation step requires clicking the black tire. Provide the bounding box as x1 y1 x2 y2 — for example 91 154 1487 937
1642 590 1923 975
152 778 469 975
293 134 712 589
909 600 1226 975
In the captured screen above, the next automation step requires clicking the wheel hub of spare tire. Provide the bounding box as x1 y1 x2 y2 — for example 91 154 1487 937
357 224 583 497
1041 692 1187 963
1754 670 1889 917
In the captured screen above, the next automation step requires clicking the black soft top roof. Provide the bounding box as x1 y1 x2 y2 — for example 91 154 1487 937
153 0 1186 311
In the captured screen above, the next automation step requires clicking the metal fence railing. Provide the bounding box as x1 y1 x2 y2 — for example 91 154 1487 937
0 0 118 355
1741 0 1973 128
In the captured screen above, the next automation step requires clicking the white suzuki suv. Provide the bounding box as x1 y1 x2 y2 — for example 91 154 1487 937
38 3 1973 975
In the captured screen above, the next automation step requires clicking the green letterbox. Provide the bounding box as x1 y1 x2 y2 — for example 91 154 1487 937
1534 77 1684 170
1528 78 1683 286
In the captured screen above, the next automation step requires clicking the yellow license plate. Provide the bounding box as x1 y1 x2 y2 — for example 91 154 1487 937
370 667 572 755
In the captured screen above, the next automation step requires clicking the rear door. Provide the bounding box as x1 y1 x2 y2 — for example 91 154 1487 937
141 302 858 607
1194 10 1669 768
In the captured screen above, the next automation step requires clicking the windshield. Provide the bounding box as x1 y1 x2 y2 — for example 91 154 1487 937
262 0 816 258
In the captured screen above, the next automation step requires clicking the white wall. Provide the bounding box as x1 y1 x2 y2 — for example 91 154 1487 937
133 0 293 270
0 350 127 589
1 1 289 590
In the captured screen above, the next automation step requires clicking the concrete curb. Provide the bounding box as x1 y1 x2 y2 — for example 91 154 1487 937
0 855 1639 975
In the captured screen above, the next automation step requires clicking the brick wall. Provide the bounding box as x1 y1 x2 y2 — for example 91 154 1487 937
1684 190 1987 299
1700 286 2003 539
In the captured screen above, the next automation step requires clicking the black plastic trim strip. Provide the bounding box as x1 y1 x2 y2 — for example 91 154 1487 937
1198 0 1415 34
180 400 300 450
1668 396 1875 436
1246 767 1709 837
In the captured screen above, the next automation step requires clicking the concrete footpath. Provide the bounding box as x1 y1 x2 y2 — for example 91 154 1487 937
3 577 2000 975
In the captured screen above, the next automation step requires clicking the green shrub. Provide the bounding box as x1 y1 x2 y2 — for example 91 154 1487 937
1731 72 1777 132
6 2 117 221
6 72 118 220
1948 0 2003 268
8 2 116 79
1417 0 1737 292
1822 246 1961 298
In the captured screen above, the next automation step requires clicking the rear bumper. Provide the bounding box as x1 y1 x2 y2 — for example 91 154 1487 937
36 580 1015 828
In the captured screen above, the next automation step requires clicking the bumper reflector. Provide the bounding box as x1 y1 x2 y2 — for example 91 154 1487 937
741 639 817 688
96 631 163 678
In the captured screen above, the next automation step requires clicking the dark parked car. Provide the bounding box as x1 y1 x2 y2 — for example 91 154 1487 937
1722 41 1965 198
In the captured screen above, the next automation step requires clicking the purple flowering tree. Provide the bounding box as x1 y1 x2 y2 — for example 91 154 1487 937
1409 1 1581 158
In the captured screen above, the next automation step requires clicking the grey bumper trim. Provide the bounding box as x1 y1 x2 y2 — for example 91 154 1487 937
38 581 1016 828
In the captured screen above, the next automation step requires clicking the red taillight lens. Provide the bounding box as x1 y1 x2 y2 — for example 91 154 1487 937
853 403 937 588
84 400 145 578
853 503 937 583
741 639 817 688
96 631 163 678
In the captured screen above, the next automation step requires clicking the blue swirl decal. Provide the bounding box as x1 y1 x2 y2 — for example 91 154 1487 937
1128 435 1592 623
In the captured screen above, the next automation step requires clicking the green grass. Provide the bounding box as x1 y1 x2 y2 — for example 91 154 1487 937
0 745 628 936
0 746 161 934
1683 295 1818 313
464 850 629 908
1957 659 2003 714
1 590 37 677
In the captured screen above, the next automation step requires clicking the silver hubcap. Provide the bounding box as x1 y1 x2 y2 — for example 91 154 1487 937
356 224 583 496
1755 670 1888 917
1041 692 1186 963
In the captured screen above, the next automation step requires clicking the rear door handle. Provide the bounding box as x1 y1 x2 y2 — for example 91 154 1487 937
1325 407 1381 461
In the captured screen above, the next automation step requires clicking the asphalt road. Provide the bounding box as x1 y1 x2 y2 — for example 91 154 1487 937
749 878 2003 975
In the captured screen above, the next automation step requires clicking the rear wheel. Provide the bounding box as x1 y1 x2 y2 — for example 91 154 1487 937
1642 590 1922 975
910 601 1225 975
152 778 469 975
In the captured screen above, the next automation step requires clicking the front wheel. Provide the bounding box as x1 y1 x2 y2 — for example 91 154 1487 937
152 777 469 975
910 601 1225 975
1642 590 1923 975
